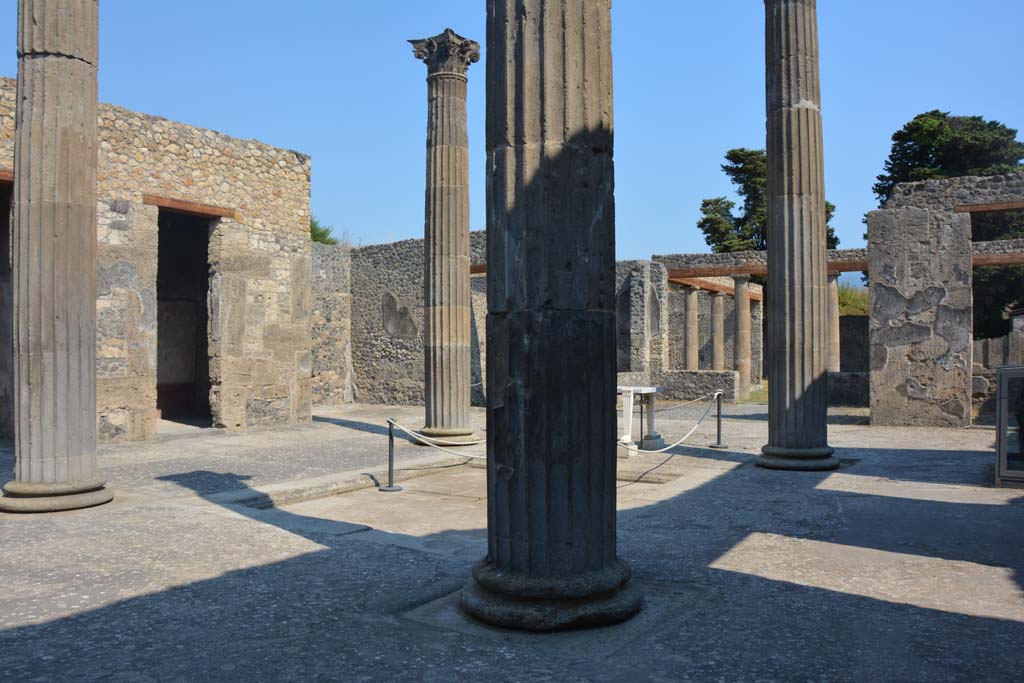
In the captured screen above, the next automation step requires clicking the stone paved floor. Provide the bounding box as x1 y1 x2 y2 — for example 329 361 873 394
1 402 1022 681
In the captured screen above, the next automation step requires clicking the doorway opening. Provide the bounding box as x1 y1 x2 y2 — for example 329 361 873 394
156 209 212 429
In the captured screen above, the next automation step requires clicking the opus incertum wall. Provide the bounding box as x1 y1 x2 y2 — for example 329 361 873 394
0 77 313 441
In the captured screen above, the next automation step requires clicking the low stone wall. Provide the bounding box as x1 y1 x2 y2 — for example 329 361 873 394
656 370 739 402
974 330 1024 370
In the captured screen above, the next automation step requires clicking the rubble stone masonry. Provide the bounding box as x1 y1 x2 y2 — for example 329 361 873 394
0 77 312 440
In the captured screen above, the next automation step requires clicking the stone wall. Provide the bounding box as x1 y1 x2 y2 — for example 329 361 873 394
887 173 1024 213
311 244 353 406
347 232 487 407
865 172 1024 427
657 370 740 402
867 206 973 427
0 77 312 440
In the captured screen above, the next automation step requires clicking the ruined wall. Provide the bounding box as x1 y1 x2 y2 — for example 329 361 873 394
615 260 668 376
867 207 973 427
887 173 1024 214
347 232 486 407
866 173 1024 427
0 77 312 440
311 243 353 406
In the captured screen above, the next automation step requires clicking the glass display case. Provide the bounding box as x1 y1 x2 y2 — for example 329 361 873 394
996 366 1024 488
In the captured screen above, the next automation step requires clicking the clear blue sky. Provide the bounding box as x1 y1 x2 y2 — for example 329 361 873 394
0 1 1020 259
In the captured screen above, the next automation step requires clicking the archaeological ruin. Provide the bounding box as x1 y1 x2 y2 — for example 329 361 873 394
0 78 314 445
2 0 1024 659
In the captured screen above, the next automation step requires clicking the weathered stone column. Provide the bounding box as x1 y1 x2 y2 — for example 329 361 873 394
733 275 752 391
461 0 642 631
760 0 837 471
685 286 700 370
0 0 112 512
711 291 726 371
828 272 841 373
410 29 479 442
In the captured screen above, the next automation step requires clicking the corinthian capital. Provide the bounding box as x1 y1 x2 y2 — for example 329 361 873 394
409 28 480 77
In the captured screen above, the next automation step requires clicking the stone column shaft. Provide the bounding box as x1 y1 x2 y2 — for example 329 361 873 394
685 287 700 370
760 0 836 470
461 0 641 631
828 272 841 373
411 29 479 441
711 292 726 371
734 276 752 390
1 0 112 512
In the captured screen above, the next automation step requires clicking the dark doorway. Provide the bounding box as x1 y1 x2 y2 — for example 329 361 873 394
157 210 212 424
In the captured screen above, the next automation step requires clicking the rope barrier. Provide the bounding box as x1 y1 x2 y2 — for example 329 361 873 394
386 419 488 460
617 392 722 455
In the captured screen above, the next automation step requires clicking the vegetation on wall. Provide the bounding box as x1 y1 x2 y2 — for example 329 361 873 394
875 111 1024 338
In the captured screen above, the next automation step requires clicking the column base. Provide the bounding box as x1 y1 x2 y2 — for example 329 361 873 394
640 435 666 451
459 560 643 632
415 427 480 447
757 446 839 471
0 480 113 513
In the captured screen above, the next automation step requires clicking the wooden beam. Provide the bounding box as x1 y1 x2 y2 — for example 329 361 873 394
668 277 764 301
973 252 1024 267
0 168 13 184
142 194 237 220
955 201 1024 214
470 264 486 275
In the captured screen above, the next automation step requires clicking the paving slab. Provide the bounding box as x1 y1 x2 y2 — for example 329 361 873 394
2 403 1023 681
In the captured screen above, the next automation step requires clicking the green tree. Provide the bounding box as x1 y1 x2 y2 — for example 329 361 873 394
310 215 339 245
874 111 1024 338
874 111 1024 204
698 148 839 254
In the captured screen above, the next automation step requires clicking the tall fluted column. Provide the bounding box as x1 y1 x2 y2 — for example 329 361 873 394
711 292 726 371
760 0 837 471
461 0 642 631
1 0 112 512
410 29 479 442
733 275 752 393
828 272 841 373
685 287 700 370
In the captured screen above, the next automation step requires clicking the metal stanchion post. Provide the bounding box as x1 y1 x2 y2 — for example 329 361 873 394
380 421 403 492
710 393 727 450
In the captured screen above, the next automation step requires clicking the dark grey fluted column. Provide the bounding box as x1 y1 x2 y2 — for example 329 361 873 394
460 0 642 631
410 29 479 443
711 292 726 371
828 272 841 373
685 286 700 370
760 0 837 471
1 0 112 512
734 275 752 393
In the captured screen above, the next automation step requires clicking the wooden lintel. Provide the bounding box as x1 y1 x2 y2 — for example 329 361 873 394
955 201 1024 214
0 168 13 184
142 194 237 220
973 252 1024 268
668 277 764 301
470 264 487 275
